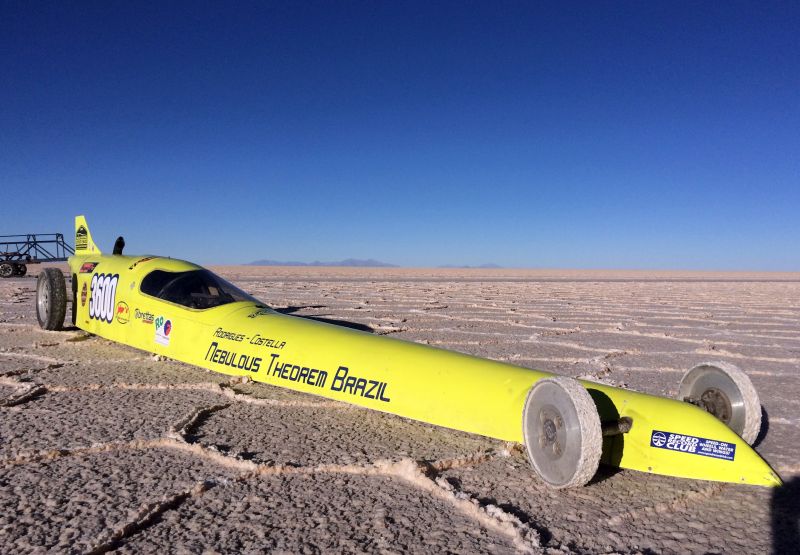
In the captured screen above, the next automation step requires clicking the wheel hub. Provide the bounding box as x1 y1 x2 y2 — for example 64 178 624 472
543 418 557 442
538 409 564 456
699 387 732 424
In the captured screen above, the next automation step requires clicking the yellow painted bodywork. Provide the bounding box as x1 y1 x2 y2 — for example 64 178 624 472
67 216 782 487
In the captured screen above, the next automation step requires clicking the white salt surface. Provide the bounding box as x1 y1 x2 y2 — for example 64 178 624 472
1 267 798 553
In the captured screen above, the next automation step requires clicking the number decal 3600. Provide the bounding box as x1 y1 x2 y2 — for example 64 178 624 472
89 273 120 323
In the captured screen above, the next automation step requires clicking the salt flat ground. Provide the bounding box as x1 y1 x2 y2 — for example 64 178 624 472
1 266 799 554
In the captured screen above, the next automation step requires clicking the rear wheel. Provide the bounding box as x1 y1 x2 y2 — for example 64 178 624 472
36 268 67 330
523 376 602 488
0 262 13 278
679 361 761 445
13 264 27 277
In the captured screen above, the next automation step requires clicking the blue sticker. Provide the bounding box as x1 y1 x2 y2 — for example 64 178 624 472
650 430 736 461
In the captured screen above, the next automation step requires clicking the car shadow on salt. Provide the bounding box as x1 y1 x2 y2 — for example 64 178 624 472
753 405 770 448
772 476 800 553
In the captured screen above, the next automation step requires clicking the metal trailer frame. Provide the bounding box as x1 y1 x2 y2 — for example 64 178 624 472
0 233 75 278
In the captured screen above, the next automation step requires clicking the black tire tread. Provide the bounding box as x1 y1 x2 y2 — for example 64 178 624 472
37 268 67 330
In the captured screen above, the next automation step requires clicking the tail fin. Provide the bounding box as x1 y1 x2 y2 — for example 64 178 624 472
74 215 101 254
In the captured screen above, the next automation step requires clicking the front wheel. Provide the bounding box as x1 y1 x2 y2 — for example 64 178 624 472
678 361 761 445
0 262 13 278
36 268 67 330
523 376 602 488
13 264 27 277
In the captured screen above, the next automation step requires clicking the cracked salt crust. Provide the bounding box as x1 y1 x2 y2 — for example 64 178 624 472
1 268 799 553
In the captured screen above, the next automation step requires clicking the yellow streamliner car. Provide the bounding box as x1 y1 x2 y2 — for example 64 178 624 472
34 216 781 489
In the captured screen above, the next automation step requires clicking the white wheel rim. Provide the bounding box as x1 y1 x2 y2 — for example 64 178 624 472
37 277 50 321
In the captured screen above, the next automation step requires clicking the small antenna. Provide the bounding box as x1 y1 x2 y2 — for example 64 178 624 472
113 236 125 255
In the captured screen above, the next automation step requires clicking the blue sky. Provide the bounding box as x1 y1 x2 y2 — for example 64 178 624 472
2 2 798 269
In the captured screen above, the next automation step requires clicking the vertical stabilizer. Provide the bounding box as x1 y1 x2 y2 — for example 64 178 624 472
74 215 101 254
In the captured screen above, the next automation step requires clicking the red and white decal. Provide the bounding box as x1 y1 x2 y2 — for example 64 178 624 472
80 262 98 274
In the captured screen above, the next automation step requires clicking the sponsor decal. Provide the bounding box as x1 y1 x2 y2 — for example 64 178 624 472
135 308 155 324
201 346 393 404
116 301 130 324
211 327 286 350
650 430 736 462
75 226 88 250
205 342 261 373
651 431 667 447
214 327 246 342
247 307 271 319
80 283 88 307
128 256 157 270
155 316 172 345
249 334 286 349
263 353 328 388
89 273 120 324
330 365 391 402
261 354 390 402
79 262 98 274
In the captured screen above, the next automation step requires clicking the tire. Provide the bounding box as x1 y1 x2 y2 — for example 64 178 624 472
0 262 13 278
36 268 67 330
679 361 761 445
71 274 78 326
523 376 602 488
13 264 27 277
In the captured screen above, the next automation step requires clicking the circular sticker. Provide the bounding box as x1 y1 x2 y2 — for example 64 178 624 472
116 301 130 324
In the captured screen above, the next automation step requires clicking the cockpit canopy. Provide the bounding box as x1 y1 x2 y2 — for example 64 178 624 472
140 269 261 309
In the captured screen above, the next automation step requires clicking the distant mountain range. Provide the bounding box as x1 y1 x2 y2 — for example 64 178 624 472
438 263 503 269
247 258 398 267
247 259 503 268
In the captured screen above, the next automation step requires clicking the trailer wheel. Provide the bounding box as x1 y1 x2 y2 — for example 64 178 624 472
0 263 13 278
679 361 761 444
13 264 27 277
523 376 602 488
36 268 67 330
